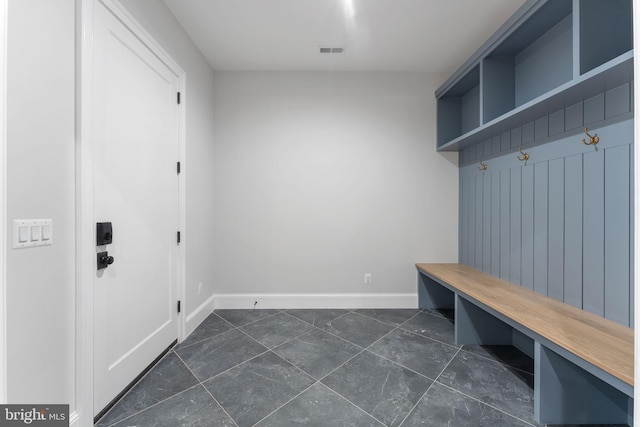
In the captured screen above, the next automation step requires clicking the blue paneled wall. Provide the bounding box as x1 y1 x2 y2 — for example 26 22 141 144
458 83 633 327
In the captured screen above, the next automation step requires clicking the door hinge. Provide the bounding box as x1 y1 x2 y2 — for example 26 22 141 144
177 92 181 105
177 161 181 174
177 231 181 244
177 300 181 314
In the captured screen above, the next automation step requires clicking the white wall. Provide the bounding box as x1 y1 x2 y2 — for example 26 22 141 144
0 0 8 404
211 72 458 304
6 0 75 406
118 0 218 322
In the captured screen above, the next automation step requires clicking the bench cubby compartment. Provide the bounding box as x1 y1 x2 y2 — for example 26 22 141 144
417 264 634 425
535 343 631 425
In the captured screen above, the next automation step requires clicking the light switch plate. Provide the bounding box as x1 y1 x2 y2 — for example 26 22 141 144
13 219 52 249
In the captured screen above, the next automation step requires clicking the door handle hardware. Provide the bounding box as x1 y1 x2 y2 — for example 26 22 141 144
97 251 115 270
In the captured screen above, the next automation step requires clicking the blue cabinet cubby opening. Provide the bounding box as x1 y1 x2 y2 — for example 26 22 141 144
436 65 479 146
435 0 633 152
580 0 632 75
483 3 572 123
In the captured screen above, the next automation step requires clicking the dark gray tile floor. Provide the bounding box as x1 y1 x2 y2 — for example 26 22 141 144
95 308 623 427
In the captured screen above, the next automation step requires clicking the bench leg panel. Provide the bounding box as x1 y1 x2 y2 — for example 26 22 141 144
534 342 630 425
418 272 454 309
455 295 512 345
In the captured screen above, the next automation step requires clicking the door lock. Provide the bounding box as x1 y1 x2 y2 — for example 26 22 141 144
97 222 113 246
97 251 115 270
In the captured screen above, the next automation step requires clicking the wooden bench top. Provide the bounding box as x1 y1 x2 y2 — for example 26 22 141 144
416 263 634 387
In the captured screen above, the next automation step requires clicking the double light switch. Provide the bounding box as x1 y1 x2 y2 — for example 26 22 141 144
13 219 53 249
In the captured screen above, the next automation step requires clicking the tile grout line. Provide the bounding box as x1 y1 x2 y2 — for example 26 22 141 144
95 348 179 426
99 383 204 427
428 345 538 426
174 311 236 351
175 327 272 382
201 383 240 427
106 309 538 427
394 323 461 351
420 308 455 322
432 346 462 384
174 332 275 391
173 348 242 426
220 309 283 329
390 348 460 427
456 346 535 376
231 309 358 353
236 320 308 350
314 324 433 427
359 348 435 383
188 320 537 427
246 336 357 427
177 309 366 401
184 317 333 426
281 309 353 328
394 319 465 427
395 323 460 349
396 377 438 427
248 379 317 427
432 381 539 427
348 310 413 327
315 345 367 382
314 382 387 426
249 313 393 425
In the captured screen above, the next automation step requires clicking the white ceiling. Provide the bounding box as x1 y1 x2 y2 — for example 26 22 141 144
162 0 527 73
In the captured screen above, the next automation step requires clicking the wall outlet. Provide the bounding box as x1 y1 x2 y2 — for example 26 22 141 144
197 282 203 295
364 273 373 284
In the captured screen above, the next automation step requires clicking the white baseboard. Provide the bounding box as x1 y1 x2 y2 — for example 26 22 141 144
184 294 215 338
212 293 418 310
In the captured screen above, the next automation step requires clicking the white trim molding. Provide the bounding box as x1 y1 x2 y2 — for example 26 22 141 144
0 0 8 404
76 0 96 423
633 0 640 425
179 293 418 346
185 295 216 338
212 293 419 310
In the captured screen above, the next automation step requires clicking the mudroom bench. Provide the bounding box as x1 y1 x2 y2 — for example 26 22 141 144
416 263 633 425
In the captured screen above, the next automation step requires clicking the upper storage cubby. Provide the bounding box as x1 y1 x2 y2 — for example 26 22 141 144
437 65 480 146
436 0 633 151
580 0 632 74
482 0 572 123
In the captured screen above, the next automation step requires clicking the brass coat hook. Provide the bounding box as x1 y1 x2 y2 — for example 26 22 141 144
517 147 529 162
582 127 599 145
478 162 488 171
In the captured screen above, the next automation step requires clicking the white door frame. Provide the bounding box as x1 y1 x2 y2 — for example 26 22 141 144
634 2 640 426
0 0 8 405
76 0 186 423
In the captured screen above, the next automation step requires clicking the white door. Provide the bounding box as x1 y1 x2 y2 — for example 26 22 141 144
92 2 180 414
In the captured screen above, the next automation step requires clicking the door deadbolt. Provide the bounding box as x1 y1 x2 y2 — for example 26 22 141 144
97 222 113 246
97 251 115 270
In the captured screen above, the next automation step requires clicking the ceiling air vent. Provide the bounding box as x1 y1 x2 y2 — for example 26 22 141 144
319 46 344 54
